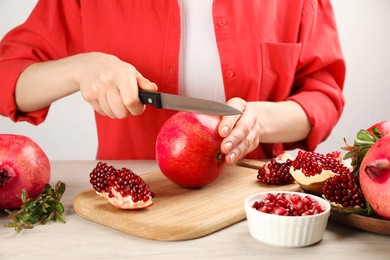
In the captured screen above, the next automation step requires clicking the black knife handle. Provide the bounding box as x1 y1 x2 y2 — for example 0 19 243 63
138 90 162 109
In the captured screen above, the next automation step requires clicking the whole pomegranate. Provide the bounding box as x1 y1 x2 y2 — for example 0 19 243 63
359 135 390 219
0 134 50 209
155 112 225 188
367 120 390 137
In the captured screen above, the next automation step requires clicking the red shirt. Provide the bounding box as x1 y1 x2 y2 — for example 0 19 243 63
0 0 345 160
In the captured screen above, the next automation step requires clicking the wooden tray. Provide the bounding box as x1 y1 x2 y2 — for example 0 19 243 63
73 161 299 241
330 213 390 236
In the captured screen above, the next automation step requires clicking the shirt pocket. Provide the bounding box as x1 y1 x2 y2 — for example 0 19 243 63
259 42 302 101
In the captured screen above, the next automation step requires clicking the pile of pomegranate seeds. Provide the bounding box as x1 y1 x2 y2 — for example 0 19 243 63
252 193 325 216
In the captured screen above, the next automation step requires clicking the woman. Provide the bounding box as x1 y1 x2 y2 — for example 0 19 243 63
0 0 345 163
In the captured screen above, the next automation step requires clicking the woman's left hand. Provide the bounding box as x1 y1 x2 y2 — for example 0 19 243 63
218 98 262 164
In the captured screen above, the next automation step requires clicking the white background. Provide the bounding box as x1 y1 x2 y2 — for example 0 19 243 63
1 0 390 160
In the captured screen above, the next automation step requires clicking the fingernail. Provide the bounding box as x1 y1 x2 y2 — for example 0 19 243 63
224 141 232 152
222 125 229 137
229 152 236 162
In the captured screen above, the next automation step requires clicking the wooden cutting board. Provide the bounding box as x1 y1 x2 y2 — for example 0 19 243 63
73 160 299 241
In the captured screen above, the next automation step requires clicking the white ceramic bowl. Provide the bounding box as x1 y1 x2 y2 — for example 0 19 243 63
244 191 331 247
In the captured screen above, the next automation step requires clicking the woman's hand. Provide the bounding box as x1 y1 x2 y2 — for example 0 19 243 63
77 52 157 118
218 98 262 164
218 98 312 164
15 52 157 118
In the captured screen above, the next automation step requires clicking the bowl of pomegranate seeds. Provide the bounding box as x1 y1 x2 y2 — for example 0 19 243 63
244 191 331 247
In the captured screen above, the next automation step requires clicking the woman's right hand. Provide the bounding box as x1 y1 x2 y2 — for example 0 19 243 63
15 52 157 118
76 52 158 119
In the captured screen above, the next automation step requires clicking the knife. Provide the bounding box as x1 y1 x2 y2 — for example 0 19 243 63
138 90 242 116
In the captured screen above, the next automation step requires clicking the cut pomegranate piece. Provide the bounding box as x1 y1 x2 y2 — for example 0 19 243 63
89 162 153 209
257 153 294 185
322 172 366 209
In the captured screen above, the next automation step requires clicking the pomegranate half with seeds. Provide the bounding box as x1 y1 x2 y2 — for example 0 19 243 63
322 171 366 210
89 162 153 209
290 151 351 195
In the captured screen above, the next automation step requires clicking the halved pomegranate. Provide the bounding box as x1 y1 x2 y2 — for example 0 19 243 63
322 171 367 213
290 151 351 195
89 162 153 209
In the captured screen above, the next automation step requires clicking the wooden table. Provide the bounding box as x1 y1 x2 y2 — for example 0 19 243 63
1 161 389 260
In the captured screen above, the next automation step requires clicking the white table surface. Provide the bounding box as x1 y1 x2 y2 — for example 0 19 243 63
1 160 390 260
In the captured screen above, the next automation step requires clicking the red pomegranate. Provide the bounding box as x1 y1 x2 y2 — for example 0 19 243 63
367 120 390 137
0 134 51 209
155 112 225 188
359 135 390 219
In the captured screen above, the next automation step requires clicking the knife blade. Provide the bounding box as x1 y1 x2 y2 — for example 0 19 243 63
139 90 242 116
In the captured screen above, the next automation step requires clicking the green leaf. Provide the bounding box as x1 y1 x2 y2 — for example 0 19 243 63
20 189 28 202
55 181 66 201
331 206 372 217
3 180 66 232
55 211 65 223
356 129 377 143
55 202 64 214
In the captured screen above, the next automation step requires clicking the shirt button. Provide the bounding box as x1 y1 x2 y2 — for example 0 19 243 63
225 70 234 78
169 67 174 76
218 19 227 27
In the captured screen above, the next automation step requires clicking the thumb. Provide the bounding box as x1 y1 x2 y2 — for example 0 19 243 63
136 72 158 92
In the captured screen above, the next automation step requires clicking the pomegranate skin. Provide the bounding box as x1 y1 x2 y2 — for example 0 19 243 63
367 120 390 137
359 135 390 219
0 134 50 209
156 112 225 188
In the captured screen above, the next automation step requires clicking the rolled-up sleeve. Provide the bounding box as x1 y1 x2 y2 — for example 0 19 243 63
285 0 346 151
0 0 82 124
